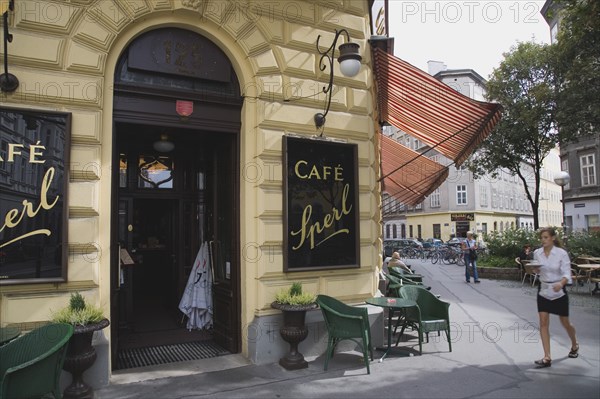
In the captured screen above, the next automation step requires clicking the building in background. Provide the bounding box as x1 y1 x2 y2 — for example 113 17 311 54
542 0 600 233
383 62 564 242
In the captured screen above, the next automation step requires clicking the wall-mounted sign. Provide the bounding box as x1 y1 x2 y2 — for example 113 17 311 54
370 0 389 36
283 136 360 272
0 108 70 285
451 213 475 222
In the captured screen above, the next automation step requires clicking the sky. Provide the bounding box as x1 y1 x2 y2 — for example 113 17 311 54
386 0 551 79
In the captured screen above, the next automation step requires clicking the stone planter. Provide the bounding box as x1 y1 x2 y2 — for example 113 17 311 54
271 302 318 370
63 318 110 399
477 267 520 281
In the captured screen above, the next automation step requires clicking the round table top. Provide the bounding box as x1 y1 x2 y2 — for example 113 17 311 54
365 297 417 309
577 264 600 270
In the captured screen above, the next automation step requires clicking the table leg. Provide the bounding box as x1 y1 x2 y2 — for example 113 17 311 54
379 309 393 362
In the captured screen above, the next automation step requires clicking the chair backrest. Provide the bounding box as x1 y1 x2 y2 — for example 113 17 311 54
523 264 538 274
399 285 431 306
316 295 369 338
0 323 73 399
399 285 449 320
515 257 522 268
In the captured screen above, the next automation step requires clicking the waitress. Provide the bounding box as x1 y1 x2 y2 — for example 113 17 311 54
532 227 579 368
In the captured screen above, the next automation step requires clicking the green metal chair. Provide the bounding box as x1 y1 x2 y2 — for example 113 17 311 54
388 266 424 283
316 295 373 374
384 272 425 297
0 323 74 399
396 285 452 355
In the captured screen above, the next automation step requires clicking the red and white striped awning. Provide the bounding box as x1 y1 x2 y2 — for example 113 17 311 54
381 134 449 206
374 48 502 167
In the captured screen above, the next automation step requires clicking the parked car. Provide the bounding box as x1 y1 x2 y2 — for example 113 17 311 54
383 239 423 257
447 237 467 247
423 238 443 248
383 240 402 257
400 239 423 249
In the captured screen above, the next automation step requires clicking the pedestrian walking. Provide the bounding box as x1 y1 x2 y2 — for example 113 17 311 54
462 231 480 283
531 227 579 368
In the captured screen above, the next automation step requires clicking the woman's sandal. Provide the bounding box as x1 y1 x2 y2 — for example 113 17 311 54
534 358 552 368
568 344 579 358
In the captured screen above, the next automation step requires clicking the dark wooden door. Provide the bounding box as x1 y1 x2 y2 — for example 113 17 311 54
208 138 239 353
111 196 134 361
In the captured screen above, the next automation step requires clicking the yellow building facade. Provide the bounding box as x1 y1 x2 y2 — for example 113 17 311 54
0 0 382 383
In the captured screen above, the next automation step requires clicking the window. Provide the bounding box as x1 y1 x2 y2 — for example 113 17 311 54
456 185 467 205
138 155 174 189
430 188 440 208
479 186 488 207
385 224 390 238
580 154 596 187
587 214 600 232
392 224 397 238
119 153 128 188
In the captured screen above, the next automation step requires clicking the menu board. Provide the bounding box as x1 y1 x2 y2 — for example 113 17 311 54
0 108 70 284
283 136 360 271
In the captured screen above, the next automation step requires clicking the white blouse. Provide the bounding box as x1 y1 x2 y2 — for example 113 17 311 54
533 246 572 284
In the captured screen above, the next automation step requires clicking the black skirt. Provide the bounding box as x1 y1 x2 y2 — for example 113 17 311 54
537 286 569 316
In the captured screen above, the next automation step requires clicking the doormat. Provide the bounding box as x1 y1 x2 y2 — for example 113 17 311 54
115 340 229 370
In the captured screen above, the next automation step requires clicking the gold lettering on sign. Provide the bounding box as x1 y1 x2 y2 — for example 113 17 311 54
294 160 344 181
290 184 352 250
0 167 59 249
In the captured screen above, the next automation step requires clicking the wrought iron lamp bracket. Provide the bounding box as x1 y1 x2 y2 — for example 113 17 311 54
314 29 361 134
1 0 18 93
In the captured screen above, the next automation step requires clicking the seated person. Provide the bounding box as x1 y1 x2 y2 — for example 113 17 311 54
518 244 532 263
386 252 412 274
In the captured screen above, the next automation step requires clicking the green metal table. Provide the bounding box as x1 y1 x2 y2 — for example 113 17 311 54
366 297 417 362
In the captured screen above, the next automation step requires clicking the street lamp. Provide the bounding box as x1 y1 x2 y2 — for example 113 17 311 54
554 171 570 234
314 29 362 133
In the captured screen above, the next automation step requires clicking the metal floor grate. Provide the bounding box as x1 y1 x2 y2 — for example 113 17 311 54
115 340 229 370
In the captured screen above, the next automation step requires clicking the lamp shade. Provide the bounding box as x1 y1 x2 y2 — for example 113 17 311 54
554 171 570 187
153 134 175 152
337 42 362 77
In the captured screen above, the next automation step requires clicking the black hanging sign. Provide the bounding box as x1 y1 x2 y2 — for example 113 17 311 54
0 108 70 284
283 136 360 271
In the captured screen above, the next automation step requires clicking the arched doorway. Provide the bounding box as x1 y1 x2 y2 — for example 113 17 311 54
109 28 242 369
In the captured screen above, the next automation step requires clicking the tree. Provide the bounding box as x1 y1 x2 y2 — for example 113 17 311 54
466 42 559 230
554 0 600 140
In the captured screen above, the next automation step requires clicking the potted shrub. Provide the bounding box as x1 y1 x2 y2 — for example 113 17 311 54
271 282 317 370
51 292 109 399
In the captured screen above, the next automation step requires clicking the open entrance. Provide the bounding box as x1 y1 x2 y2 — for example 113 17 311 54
110 27 242 370
113 124 237 369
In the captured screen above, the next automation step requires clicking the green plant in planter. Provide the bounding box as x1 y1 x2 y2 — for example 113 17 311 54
273 282 317 307
271 282 317 370
51 292 105 327
51 292 109 399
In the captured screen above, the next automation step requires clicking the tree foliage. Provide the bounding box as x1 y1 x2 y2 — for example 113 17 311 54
554 0 600 140
467 42 558 229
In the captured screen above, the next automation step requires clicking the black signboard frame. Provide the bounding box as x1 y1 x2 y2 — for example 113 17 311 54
283 136 360 272
0 107 70 285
